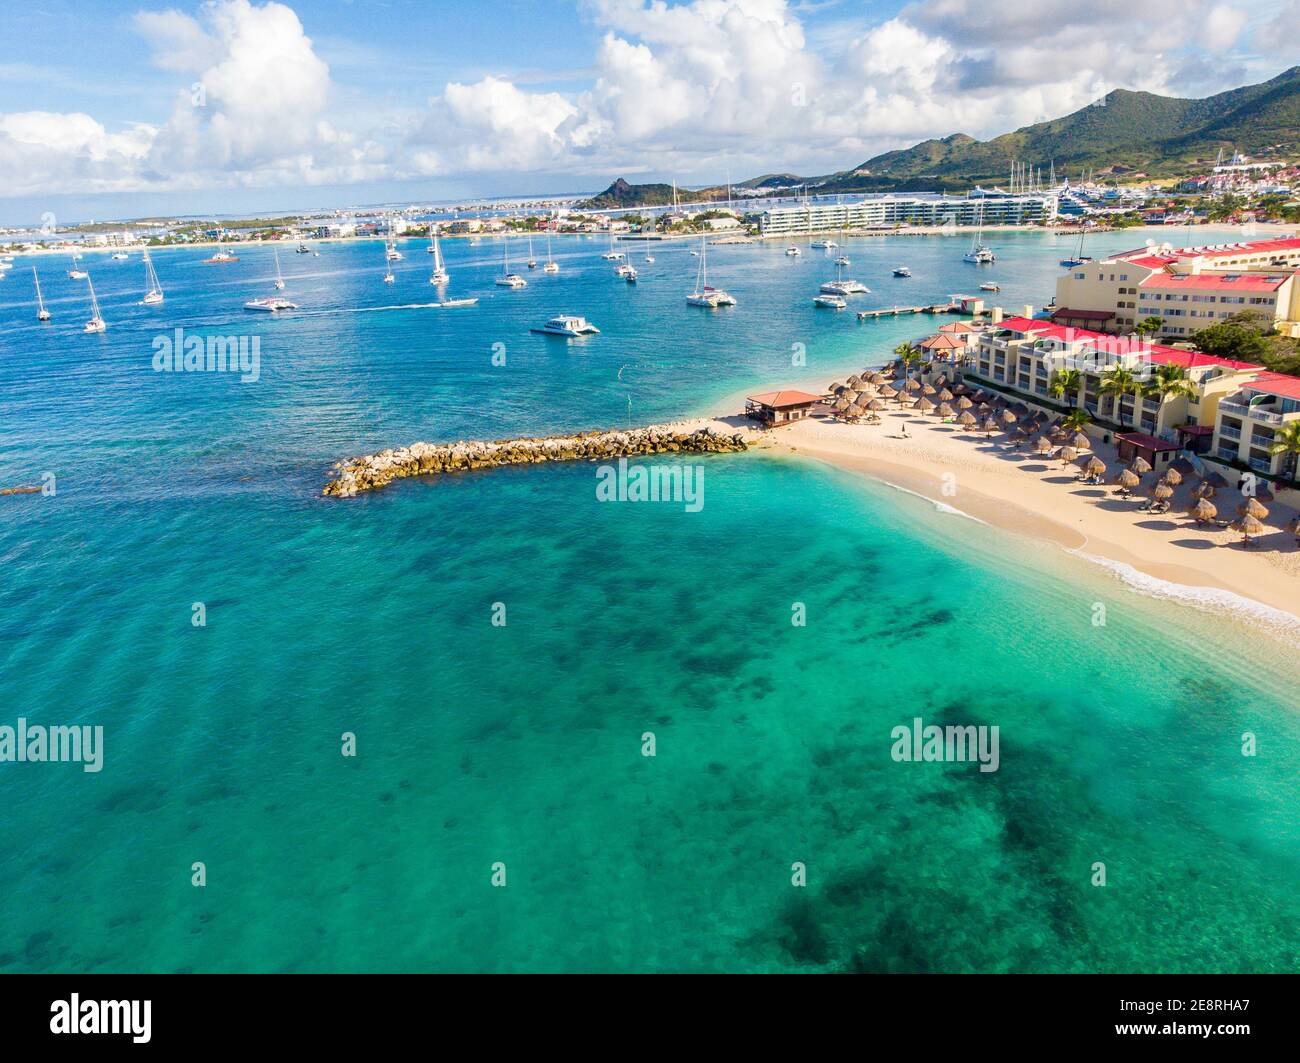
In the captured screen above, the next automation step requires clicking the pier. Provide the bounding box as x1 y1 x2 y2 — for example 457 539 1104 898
323 425 749 497
856 303 960 321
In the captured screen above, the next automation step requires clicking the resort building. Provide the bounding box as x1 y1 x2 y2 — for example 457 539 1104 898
947 316 1299 479
1052 238 1300 339
754 191 1058 236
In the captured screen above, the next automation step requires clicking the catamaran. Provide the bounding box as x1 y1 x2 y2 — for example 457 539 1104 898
963 199 995 263
530 315 600 336
142 249 164 304
33 268 51 321
429 227 450 285
542 232 559 273
83 274 106 333
495 234 527 287
785 245 802 257
686 235 735 307
601 230 624 260
813 292 846 309
819 259 869 296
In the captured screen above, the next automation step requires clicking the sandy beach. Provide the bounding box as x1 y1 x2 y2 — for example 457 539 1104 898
680 390 1300 630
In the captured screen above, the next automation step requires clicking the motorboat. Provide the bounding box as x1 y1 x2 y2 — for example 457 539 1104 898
531 315 599 336
244 296 297 312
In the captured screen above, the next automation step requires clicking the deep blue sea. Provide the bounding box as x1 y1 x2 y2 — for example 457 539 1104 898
2 226 1298 972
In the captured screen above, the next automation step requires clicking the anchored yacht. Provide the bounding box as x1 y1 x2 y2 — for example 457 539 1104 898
83 274 106 333
244 296 297 312
531 315 599 336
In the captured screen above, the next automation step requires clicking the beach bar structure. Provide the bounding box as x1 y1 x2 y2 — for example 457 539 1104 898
1116 432 1180 470
744 390 823 427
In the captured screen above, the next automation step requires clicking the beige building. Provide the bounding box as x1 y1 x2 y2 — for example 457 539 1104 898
1053 237 1300 339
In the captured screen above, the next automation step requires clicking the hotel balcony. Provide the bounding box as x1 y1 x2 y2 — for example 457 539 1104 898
1218 398 1287 425
1216 445 1240 461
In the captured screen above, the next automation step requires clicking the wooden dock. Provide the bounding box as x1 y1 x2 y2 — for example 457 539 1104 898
856 303 959 321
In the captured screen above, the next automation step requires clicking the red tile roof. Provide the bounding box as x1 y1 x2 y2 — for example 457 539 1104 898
1118 432 1181 452
1139 272 1291 291
920 333 966 350
747 390 824 408
990 317 1263 371
1243 373 1300 400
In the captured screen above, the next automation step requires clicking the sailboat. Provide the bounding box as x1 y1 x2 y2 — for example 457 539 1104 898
526 233 537 270
601 230 623 260
385 218 403 261
429 227 450 285
645 246 655 264
83 274 106 333
33 268 51 321
68 255 88 280
963 199 995 263
142 249 164 304
273 248 285 291
495 234 527 287
542 232 559 273
1059 229 1091 268
686 235 735 307
383 243 395 284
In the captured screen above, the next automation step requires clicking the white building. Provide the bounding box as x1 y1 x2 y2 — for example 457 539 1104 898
755 191 1058 235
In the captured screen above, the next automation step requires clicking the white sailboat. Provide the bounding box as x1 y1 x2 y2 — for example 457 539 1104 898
33 267 51 321
142 249 164 304
429 227 450 285
83 274 106 333
68 255 88 280
273 248 285 291
686 235 735 307
495 234 527 288
963 199 995 263
526 233 537 270
383 243 395 284
601 229 624 260
542 232 559 273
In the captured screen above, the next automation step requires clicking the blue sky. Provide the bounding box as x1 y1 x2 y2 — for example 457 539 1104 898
0 0 1296 224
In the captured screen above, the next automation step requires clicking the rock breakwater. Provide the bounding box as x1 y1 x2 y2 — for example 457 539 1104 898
323 425 750 497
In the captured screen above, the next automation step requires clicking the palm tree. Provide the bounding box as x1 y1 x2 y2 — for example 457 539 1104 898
1061 408 1092 433
1268 422 1300 486
1134 316 1165 339
1098 366 1141 427
1142 364 1196 403
893 342 922 374
1049 368 1082 407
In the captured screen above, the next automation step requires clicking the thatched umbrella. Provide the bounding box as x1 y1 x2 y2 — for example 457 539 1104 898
934 373 948 387
981 416 998 436
829 382 845 393
1058 445 1078 465
848 401 869 420
938 388 955 402
1192 497 1218 524
1001 409 1018 427
879 383 898 400
1234 512 1265 543
1237 497 1270 520
1034 435 1054 456
1151 482 1174 503
1130 456 1153 475
1162 467 1183 487
937 402 955 418
843 389 860 405
847 374 865 388
868 372 887 385
1083 456 1107 480
977 402 991 417
1116 468 1141 495
922 383 937 396
1071 432 1091 451
956 395 973 411
904 378 920 393
867 398 886 413
914 397 935 413
958 410 977 428
832 396 851 415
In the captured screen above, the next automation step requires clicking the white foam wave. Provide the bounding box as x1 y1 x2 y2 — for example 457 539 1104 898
881 480 988 524
1068 548 1300 634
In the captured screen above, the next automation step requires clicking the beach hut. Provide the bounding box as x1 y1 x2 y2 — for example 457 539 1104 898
1116 469 1141 496
744 390 823 427
1234 512 1265 545
1192 497 1218 524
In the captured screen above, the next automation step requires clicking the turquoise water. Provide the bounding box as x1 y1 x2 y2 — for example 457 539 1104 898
2 228 1298 972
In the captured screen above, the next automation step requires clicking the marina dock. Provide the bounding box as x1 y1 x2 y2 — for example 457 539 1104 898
856 303 960 320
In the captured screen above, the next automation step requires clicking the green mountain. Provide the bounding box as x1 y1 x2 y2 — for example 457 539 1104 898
577 178 714 209
824 66 1300 190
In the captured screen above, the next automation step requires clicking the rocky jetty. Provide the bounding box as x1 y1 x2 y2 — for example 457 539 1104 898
323 425 750 497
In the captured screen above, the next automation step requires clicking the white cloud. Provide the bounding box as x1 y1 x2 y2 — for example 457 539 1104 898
0 0 1274 201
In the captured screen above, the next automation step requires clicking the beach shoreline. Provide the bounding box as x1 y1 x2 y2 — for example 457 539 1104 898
682 383 1300 634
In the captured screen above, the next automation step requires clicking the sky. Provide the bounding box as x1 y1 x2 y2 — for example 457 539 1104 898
1 0 1298 224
